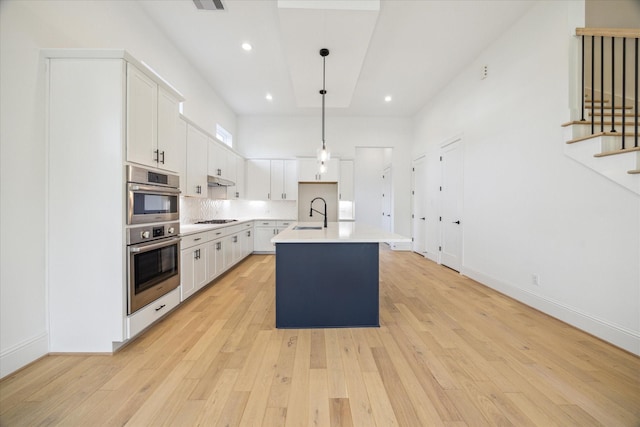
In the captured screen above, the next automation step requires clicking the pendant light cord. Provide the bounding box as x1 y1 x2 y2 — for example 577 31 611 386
321 54 326 148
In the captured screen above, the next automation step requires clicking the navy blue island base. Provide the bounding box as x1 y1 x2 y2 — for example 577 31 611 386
275 242 379 328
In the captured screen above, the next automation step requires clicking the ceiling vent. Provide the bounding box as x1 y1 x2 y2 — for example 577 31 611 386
193 0 224 11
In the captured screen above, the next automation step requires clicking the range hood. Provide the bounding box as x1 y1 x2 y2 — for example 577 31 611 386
207 175 235 187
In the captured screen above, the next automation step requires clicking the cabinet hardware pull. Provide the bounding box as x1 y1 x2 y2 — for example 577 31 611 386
194 237 201 241
160 151 165 164
153 149 159 162
217 168 222 176
216 242 221 250
216 232 222 235
155 304 166 312
233 236 238 243
267 192 270 199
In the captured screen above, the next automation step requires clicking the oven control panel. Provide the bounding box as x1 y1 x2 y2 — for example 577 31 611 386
128 221 180 245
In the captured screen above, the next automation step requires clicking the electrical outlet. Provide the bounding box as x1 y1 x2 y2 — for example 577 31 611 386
531 274 540 286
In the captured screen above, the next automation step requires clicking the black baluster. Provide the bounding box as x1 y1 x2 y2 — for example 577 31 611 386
622 38 627 149
601 36 604 133
581 35 585 121
592 35 595 134
635 38 638 148
611 37 616 132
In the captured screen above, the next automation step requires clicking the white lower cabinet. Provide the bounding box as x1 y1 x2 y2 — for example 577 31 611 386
180 221 254 301
241 224 254 258
181 240 208 301
254 220 292 253
127 287 180 339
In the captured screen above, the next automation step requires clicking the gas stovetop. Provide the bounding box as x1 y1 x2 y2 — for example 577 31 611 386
195 219 238 224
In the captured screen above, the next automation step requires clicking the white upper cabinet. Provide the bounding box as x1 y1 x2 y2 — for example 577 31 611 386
157 88 184 174
186 124 208 198
248 159 298 201
298 157 339 182
126 63 182 172
228 156 245 199
270 160 285 201
339 160 354 201
284 160 298 200
246 159 271 200
208 139 237 184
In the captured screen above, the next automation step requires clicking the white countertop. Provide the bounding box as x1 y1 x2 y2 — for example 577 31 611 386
180 218 295 236
271 222 411 244
180 218 254 236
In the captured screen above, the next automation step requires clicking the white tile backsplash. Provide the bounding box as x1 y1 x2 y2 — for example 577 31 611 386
180 196 297 224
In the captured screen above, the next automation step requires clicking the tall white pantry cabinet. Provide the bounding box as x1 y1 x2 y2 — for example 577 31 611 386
45 50 184 352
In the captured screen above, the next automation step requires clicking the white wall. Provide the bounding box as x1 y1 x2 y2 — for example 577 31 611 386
0 0 237 377
238 115 413 236
412 1 639 354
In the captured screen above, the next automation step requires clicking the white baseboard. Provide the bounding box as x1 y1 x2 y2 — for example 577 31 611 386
0 332 49 379
461 267 640 356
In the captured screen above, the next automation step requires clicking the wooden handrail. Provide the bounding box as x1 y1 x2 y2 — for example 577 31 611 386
576 28 640 38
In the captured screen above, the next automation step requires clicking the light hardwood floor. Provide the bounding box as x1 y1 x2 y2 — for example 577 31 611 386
1 247 639 426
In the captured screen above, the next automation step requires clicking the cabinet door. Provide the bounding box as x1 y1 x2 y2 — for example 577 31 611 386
230 233 242 265
208 238 225 281
186 125 208 198
242 228 254 257
181 244 207 301
323 159 340 181
299 158 339 182
246 160 271 200
208 139 225 178
222 235 234 270
297 158 319 182
254 226 275 252
206 240 217 282
228 156 245 199
126 63 158 168
283 160 298 200
339 160 354 200
157 87 182 173
226 150 237 183
270 160 285 201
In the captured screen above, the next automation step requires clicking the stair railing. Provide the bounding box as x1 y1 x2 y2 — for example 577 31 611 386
576 28 640 149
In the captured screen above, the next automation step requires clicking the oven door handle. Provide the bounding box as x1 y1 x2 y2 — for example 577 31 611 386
129 183 181 195
129 237 181 253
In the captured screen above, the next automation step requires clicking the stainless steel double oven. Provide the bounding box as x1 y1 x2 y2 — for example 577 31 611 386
126 165 181 315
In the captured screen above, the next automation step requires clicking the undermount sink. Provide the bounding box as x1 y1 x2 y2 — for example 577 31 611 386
293 226 323 230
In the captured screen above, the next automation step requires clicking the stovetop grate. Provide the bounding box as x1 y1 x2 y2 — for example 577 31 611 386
195 219 238 224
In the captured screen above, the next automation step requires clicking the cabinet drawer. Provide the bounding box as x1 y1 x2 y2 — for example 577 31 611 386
256 220 277 227
209 228 229 239
127 288 180 339
181 231 210 249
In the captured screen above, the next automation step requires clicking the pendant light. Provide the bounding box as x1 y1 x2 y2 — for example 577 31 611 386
317 48 330 174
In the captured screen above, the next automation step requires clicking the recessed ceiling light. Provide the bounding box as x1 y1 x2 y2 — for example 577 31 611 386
265 93 273 101
242 42 252 51
384 95 392 102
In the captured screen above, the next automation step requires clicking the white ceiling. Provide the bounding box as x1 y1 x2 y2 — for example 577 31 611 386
138 0 535 117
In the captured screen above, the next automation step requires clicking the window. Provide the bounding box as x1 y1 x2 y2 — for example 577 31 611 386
216 124 233 148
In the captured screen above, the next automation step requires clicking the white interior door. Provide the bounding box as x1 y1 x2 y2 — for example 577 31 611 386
440 139 463 271
412 157 427 255
381 167 392 232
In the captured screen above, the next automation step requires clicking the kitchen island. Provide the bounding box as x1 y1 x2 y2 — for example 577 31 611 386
271 222 411 328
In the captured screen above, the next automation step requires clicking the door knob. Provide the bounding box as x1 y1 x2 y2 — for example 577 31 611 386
453 220 461 224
